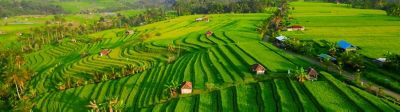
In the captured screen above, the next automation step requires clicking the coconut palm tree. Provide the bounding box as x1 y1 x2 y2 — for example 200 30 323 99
294 67 307 83
167 44 176 53
125 64 135 75
354 69 362 84
75 78 84 87
15 55 24 69
164 82 179 98
4 69 29 99
56 82 65 91
256 23 268 40
336 61 344 75
327 42 337 56
106 97 119 112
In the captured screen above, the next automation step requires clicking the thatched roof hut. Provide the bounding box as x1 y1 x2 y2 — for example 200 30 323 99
251 64 266 75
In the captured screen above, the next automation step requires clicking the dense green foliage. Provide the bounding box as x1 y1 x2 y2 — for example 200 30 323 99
384 52 400 72
173 0 277 15
384 3 400 16
0 0 64 17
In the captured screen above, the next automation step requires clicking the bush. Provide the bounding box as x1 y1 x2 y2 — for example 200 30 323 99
383 52 400 72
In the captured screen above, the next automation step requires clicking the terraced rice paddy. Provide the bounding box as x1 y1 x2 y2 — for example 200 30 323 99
25 13 400 111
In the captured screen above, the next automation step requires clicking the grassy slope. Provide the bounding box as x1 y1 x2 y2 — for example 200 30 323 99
283 2 400 58
28 13 400 111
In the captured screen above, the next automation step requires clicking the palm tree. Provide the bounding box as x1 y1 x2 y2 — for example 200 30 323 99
164 82 179 98
75 78 84 87
106 97 119 112
256 22 268 40
327 42 337 56
86 100 100 112
4 69 29 99
354 69 362 84
56 82 65 91
167 44 176 53
15 55 25 69
294 67 307 83
336 61 344 75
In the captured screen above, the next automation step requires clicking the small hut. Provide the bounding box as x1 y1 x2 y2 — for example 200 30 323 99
195 16 209 22
373 58 387 66
206 31 213 37
251 64 266 75
275 35 287 42
337 40 357 51
307 67 319 81
99 49 111 56
287 25 305 31
275 35 287 48
125 30 134 35
180 81 192 94
318 54 336 62
195 17 203 22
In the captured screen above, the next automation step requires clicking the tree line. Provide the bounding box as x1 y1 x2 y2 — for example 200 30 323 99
172 0 278 15
0 0 64 17
17 8 171 53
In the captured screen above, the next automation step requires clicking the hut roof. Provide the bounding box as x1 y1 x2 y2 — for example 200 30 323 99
181 81 192 89
275 35 287 41
307 68 319 77
337 40 354 49
100 49 111 56
318 54 336 61
251 64 265 72
376 58 386 63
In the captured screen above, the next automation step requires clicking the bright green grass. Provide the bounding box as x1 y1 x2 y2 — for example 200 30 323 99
284 2 400 58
